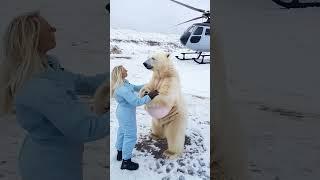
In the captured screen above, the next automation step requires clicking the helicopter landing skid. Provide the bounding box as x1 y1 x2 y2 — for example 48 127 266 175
193 54 210 64
175 52 210 64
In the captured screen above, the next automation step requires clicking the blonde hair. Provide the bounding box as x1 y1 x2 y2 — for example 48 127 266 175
0 11 47 115
110 65 125 97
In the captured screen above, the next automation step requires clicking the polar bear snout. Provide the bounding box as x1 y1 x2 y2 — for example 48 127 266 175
143 59 153 70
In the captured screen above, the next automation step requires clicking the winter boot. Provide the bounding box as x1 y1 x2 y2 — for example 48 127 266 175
120 159 139 170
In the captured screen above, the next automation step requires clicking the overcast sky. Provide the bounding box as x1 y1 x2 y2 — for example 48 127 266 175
110 0 210 34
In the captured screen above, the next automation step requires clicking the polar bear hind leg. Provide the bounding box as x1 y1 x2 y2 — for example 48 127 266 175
163 119 185 159
151 119 165 140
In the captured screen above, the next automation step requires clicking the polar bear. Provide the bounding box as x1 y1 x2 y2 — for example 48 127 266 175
139 52 187 159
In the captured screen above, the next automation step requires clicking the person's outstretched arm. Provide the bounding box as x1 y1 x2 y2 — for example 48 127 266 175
15 78 109 143
71 72 108 95
116 86 151 106
47 54 108 96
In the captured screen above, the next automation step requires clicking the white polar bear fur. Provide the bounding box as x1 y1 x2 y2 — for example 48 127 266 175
140 52 187 159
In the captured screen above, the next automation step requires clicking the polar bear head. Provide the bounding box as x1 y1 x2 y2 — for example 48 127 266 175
143 52 172 71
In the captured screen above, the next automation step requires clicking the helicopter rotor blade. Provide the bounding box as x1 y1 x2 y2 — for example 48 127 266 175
170 0 206 13
175 16 205 26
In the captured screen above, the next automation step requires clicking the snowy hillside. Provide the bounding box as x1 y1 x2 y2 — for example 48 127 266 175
109 28 210 180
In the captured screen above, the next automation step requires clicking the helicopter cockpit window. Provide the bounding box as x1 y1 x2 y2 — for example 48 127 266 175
190 36 201 43
193 27 203 35
205 29 210 35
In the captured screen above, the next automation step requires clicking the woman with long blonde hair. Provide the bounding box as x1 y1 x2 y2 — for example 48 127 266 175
0 11 48 115
111 65 158 170
0 11 109 180
110 65 125 97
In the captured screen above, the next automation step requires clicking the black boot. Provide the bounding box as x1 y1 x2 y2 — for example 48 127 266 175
120 159 139 170
116 150 122 161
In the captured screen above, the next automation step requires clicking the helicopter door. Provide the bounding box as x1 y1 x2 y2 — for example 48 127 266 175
201 28 210 52
190 26 203 44
186 26 210 52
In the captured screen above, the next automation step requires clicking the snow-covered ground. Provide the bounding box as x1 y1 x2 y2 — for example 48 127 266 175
109 28 210 180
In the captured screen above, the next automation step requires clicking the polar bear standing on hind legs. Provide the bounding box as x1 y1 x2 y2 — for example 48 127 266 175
139 52 187 159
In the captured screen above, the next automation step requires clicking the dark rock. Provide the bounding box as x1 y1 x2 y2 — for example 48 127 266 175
177 168 186 173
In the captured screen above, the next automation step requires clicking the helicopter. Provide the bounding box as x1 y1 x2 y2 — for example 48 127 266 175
169 0 210 64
